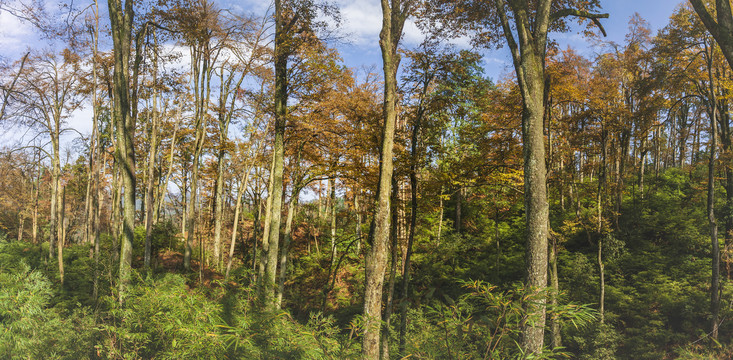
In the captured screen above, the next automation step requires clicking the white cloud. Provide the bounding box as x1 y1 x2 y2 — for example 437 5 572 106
0 11 36 56
335 0 382 45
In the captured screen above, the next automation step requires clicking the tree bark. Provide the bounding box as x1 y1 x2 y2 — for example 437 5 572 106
108 0 135 303
144 33 159 270
185 39 213 271
276 188 300 309
690 0 733 70
704 39 721 340
363 0 410 357
261 0 288 309
381 177 400 360
330 177 337 266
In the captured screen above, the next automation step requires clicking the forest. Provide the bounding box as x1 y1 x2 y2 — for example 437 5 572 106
1 0 733 358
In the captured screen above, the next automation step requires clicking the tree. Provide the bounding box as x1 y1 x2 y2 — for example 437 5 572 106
689 0 733 70
260 0 339 309
107 0 136 302
363 0 413 358
422 0 607 353
9 50 84 285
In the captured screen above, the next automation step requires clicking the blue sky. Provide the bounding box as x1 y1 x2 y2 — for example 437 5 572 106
0 0 688 150
331 0 685 81
1 0 686 79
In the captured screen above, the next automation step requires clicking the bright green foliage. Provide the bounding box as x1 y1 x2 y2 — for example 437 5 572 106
98 274 230 359
400 280 596 359
0 257 96 359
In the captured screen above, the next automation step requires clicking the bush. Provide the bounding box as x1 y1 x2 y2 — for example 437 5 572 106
0 262 96 359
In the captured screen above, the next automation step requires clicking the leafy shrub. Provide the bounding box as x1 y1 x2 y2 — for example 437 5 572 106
0 262 96 359
402 280 597 359
98 273 229 359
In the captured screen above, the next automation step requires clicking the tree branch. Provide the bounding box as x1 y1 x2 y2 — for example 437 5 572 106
550 9 609 37
689 0 720 40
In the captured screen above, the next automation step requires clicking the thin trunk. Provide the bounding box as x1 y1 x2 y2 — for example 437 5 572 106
548 234 561 347
598 127 607 323
49 156 58 262
32 172 38 245
276 188 300 309
330 177 337 266
705 42 720 340
157 108 182 222
17 215 24 242
363 0 409 356
185 42 212 271
453 187 462 233
355 191 362 253
225 160 256 281
437 186 444 245
144 31 160 270
381 177 400 360
262 0 288 310
57 181 65 285
259 154 275 289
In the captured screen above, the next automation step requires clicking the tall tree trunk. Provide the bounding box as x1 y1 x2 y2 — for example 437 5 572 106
548 233 561 347
32 164 38 245
598 126 607 323
454 187 462 233
225 150 258 281
276 188 300 309
185 42 212 271
262 0 288 309
144 38 159 270
381 177 400 360
108 0 135 303
330 177 337 265
363 1 410 357
57 179 65 285
705 41 721 340
259 159 275 285
213 135 227 271
355 190 362 253
399 92 424 355
517 53 549 357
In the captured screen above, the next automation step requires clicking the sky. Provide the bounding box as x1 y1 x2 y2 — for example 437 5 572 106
0 0 689 159
330 0 684 81
1 0 686 79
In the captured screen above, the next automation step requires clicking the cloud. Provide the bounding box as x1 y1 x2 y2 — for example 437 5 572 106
335 0 382 45
0 11 36 57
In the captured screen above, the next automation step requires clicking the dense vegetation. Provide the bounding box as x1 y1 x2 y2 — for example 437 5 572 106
2 0 733 358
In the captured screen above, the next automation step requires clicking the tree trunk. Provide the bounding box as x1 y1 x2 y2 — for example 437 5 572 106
259 160 274 284
705 41 721 340
276 188 300 309
108 0 135 303
491 1 553 352
143 32 160 271
213 136 227 271
262 0 288 309
355 191 362 253
330 177 337 265
454 187 462 233
518 55 549 355
381 177 400 360
57 180 65 285
363 0 409 356
690 0 733 71
598 126 607 323
185 42 213 271
548 233 561 347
